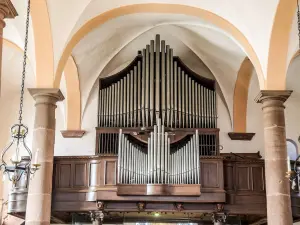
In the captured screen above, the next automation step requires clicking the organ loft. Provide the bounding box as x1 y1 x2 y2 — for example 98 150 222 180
5 35 300 225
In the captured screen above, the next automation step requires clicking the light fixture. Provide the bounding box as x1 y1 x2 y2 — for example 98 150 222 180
0 0 40 186
154 212 160 217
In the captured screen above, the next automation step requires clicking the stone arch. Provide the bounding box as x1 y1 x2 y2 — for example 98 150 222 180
233 57 253 132
31 0 54 87
266 0 297 89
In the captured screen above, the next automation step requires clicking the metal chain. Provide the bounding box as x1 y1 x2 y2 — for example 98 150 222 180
297 0 300 49
18 0 31 125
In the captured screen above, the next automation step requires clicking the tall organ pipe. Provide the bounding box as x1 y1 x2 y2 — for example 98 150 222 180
155 35 160 121
150 41 154 126
161 40 166 125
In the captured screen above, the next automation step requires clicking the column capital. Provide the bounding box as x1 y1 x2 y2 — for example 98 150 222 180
255 90 292 104
28 88 65 102
0 0 17 19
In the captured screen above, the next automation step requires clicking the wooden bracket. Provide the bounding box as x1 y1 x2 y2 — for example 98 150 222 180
228 132 255 141
61 130 86 138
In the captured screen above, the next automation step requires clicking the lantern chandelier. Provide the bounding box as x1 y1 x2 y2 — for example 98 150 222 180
0 0 40 185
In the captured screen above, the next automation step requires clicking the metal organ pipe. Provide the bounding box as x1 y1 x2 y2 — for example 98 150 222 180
117 126 201 185
155 35 160 122
98 35 217 129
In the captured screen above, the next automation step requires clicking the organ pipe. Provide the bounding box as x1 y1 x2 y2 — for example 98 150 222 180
117 122 204 185
98 35 219 165
98 34 217 129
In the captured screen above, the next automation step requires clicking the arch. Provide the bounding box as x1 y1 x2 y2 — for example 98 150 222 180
3 38 31 65
233 57 253 132
31 0 54 87
266 0 297 89
64 56 81 130
288 50 300 70
286 139 298 161
54 4 265 90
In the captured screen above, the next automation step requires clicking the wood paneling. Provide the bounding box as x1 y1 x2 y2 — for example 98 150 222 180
201 162 219 188
51 156 267 214
224 164 234 190
236 166 250 191
89 162 102 186
105 161 116 185
252 166 265 192
74 163 87 187
59 164 72 188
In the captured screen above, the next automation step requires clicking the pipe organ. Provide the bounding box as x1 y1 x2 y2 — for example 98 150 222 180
117 119 200 185
97 34 219 162
98 35 217 129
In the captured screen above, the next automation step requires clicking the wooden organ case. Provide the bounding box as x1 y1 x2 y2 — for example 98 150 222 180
96 34 220 199
7 35 300 224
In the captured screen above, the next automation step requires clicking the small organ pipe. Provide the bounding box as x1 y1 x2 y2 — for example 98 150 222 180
111 85 115 126
99 88 102 126
192 80 195 128
178 67 182 127
153 124 157 183
133 67 137 127
137 61 141 126
130 71 134 127
150 132 154 183
188 77 192 128
164 133 168 183
157 120 161 183
116 82 120 126
182 72 185 128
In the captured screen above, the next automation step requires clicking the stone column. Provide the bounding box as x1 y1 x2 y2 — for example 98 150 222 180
25 88 64 225
0 0 17 94
0 1 17 222
255 90 293 225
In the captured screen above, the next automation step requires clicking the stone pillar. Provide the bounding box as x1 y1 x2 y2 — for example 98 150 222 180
25 88 64 225
0 1 17 221
0 0 17 94
255 90 293 225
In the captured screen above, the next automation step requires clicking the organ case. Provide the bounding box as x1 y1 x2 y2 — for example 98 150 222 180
96 34 220 196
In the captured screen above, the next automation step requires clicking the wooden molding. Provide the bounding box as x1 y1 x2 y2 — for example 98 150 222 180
117 184 201 196
228 132 255 141
61 130 85 138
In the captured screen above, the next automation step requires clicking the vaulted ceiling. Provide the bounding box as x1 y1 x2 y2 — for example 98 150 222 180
1 0 298 132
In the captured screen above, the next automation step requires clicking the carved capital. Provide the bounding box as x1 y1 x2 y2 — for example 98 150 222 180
90 211 104 223
96 201 105 211
215 203 224 213
28 88 65 102
137 202 146 211
0 0 17 19
211 213 227 224
255 90 292 104
174 203 184 211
